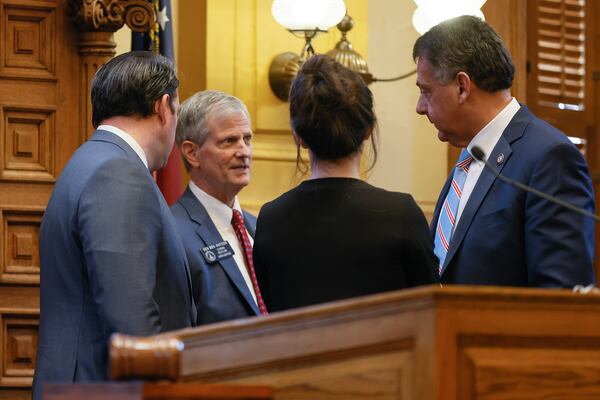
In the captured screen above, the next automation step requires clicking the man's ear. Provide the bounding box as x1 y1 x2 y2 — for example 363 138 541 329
155 94 172 124
292 130 308 148
181 140 201 169
456 72 471 104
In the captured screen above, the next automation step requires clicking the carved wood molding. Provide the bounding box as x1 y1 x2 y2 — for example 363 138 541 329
68 0 156 142
69 0 155 33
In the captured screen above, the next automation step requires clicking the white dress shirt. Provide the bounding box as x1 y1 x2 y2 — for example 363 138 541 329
97 124 149 169
456 98 521 223
188 181 258 303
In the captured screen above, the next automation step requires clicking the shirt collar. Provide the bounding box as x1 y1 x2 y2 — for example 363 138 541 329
467 97 520 160
188 180 242 227
97 124 149 169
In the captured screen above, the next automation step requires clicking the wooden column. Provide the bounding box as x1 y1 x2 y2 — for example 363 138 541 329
77 31 116 142
69 0 156 141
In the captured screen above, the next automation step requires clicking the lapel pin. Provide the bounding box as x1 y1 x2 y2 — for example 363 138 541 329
496 153 505 166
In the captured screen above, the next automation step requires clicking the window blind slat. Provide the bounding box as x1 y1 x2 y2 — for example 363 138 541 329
534 0 586 111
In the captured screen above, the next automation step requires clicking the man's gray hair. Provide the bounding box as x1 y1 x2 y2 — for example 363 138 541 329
177 90 250 170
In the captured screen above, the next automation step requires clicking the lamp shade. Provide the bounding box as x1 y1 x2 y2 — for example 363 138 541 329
412 0 487 35
272 0 346 31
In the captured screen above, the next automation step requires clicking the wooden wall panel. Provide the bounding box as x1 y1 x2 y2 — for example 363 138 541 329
0 311 38 388
1 1 56 80
1 208 42 285
2 107 55 182
0 0 81 397
220 349 414 400
459 341 600 399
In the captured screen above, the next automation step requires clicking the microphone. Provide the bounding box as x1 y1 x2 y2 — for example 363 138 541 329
470 146 600 222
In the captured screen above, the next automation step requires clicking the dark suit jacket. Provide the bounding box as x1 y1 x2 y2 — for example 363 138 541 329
253 178 437 312
171 187 261 325
33 130 196 399
433 106 595 287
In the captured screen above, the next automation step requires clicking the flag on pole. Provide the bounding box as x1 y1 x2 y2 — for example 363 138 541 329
132 0 183 206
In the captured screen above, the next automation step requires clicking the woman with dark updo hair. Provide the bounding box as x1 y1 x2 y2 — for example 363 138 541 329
253 55 436 312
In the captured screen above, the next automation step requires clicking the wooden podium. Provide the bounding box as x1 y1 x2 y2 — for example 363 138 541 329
75 285 600 399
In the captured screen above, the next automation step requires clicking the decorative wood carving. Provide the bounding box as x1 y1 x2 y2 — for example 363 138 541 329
1 106 56 182
110 333 183 381
0 312 38 387
69 0 155 33
1 208 43 285
0 0 80 397
68 0 156 141
0 3 56 80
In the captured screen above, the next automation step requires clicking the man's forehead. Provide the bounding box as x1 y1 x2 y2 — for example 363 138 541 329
207 112 252 136
209 110 249 125
416 57 437 83
416 56 433 72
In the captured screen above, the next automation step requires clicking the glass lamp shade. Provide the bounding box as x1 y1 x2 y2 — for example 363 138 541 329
412 0 487 35
272 0 346 31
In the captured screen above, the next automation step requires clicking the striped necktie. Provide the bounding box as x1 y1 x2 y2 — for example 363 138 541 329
434 149 474 275
231 209 268 315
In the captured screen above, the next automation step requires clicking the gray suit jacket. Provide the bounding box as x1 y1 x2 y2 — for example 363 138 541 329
171 187 260 325
33 130 196 399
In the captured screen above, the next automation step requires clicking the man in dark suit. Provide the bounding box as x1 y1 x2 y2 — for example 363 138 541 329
414 16 595 287
33 51 196 399
171 90 265 325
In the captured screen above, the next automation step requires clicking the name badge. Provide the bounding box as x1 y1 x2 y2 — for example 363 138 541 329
201 241 235 263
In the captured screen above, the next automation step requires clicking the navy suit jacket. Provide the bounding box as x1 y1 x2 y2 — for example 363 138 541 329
433 106 595 287
171 187 261 325
33 130 196 399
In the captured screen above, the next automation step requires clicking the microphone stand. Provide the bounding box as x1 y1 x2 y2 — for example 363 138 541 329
470 146 600 222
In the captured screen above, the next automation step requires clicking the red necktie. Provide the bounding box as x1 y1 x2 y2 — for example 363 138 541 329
231 209 268 315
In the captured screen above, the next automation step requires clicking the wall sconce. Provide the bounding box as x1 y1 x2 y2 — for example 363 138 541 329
269 0 346 101
412 0 487 34
269 10 416 100
326 14 372 85
269 0 487 101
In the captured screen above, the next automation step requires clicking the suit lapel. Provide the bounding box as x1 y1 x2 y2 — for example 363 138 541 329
179 189 261 315
441 105 532 274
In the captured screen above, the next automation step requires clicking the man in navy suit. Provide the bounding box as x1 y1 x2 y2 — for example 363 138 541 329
171 90 265 325
33 51 196 399
414 16 595 287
